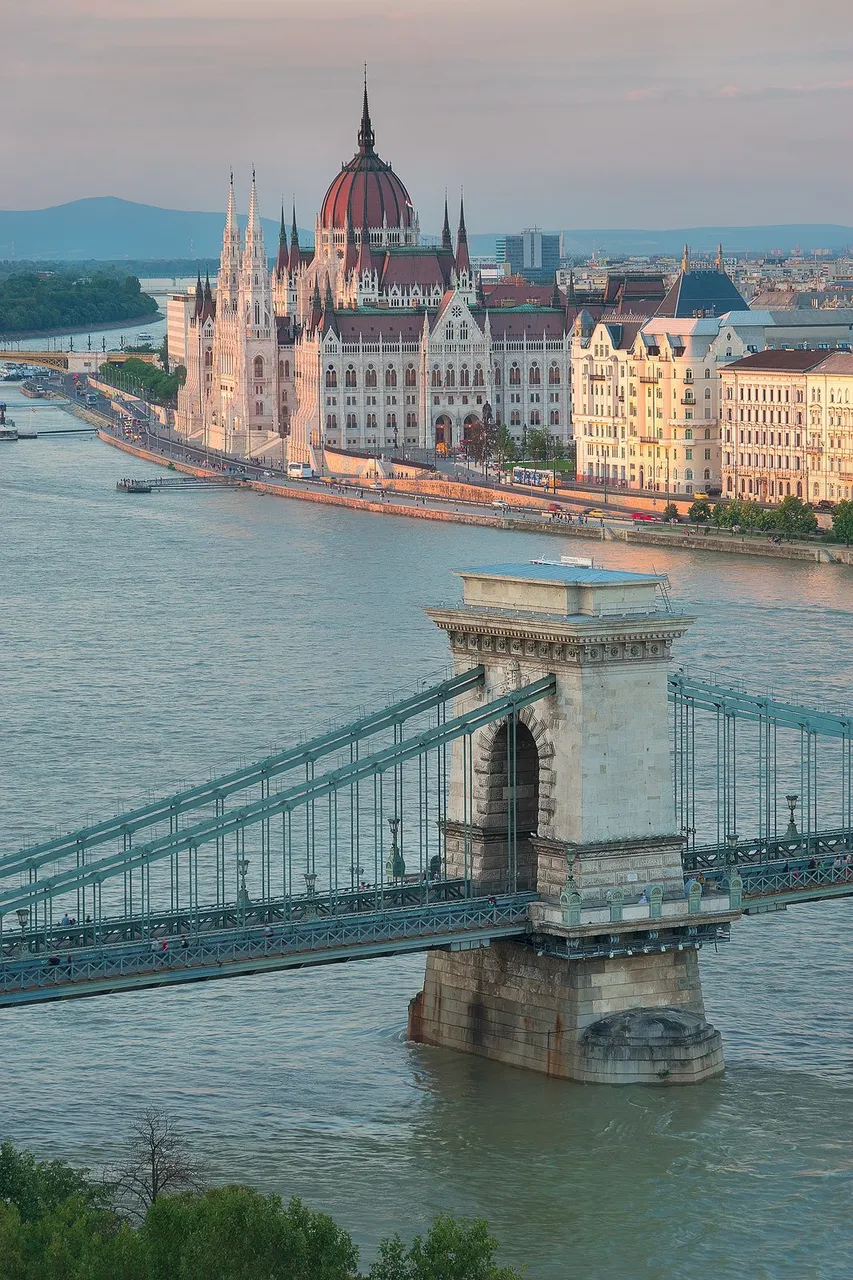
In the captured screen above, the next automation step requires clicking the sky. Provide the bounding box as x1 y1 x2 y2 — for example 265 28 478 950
3 0 853 232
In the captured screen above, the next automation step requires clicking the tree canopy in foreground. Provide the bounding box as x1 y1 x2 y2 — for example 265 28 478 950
0 1134 524 1280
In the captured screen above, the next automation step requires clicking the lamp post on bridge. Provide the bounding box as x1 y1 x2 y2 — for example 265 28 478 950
725 832 739 868
784 793 799 840
387 816 404 885
237 857 250 926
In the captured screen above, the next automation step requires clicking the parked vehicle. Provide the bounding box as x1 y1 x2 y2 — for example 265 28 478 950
631 512 663 522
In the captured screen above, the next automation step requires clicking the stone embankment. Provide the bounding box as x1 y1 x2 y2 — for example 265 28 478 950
94 426 853 567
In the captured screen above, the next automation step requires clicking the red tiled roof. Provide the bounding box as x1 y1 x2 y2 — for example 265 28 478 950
331 313 426 343
378 249 455 290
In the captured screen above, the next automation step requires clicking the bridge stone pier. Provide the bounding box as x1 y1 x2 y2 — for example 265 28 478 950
408 562 734 1084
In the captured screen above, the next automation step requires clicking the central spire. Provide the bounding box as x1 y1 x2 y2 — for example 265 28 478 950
358 65 375 153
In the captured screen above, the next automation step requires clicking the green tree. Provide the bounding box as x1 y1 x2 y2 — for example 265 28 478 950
662 503 679 523
493 425 516 469
525 427 548 462
831 499 853 546
368 1214 523 1280
688 499 712 523
143 1188 358 1280
0 1140 105 1223
775 494 817 537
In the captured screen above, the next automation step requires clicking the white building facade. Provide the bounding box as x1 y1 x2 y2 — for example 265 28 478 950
173 84 575 464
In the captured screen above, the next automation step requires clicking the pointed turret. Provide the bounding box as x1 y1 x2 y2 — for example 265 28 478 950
441 195 452 252
324 273 335 311
716 242 724 272
567 269 577 303
194 271 204 318
551 278 563 309
358 65 375 153
289 201 301 270
217 171 242 314
681 242 690 273
309 277 323 329
455 194 471 278
275 203 289 276
199 270 215 323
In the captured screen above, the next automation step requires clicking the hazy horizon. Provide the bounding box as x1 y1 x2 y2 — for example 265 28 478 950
4 0 853 232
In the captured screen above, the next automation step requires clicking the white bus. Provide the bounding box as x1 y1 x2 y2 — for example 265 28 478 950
287 462 314 480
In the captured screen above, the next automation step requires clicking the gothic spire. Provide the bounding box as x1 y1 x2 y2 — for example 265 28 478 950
289 200 301 269
716 242 724 272
455 193 471 277
225 170 236 235
324 273 335 310
194 271 204 317
358 65 375 153
203 270 212 302
276 202 289 275
681 242 690 273
441 194 452 252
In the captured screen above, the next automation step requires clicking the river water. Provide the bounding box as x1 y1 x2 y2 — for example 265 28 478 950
1 389 852 1279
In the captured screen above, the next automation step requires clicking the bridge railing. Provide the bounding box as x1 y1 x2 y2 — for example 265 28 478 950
0 894 537 1007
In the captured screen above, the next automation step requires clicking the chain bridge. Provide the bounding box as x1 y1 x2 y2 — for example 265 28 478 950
3 561 850 1084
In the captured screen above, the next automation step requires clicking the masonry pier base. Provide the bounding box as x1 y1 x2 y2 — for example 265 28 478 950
408 940 724 1085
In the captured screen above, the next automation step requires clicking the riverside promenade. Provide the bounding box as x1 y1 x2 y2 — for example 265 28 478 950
89 416 853 567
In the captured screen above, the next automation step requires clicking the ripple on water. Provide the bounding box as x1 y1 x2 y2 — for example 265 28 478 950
1 420 853 1278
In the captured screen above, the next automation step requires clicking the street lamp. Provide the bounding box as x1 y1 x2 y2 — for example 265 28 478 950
785 793 799 840
304 871 318 897
237 857 251 923
16 907 29 935
725 832 739 867
387 816 405 882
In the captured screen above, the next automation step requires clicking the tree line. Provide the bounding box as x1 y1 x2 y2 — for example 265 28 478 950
0 1112 523 1280
674 494 853 544
0 272 158 335
99 358 186 407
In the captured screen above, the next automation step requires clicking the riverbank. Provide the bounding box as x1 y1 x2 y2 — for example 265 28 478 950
93 426 853 565
0 310 162 345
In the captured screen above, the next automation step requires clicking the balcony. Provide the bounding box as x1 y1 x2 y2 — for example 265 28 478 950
639 375 658 384
680 397 696 406
588 374 606 382
806 443 823 454
638 435 661 444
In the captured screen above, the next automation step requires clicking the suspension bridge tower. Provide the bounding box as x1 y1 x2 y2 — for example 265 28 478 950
409 562 734 1084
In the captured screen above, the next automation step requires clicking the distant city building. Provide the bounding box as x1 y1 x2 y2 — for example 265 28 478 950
720 350 853 505
571 248 853 497
503 229 561 284
170 85 579 460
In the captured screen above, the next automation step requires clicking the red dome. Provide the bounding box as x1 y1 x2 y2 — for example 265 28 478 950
320 84 414 232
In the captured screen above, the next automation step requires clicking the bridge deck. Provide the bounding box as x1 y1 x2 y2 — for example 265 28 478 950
0 894 536 1009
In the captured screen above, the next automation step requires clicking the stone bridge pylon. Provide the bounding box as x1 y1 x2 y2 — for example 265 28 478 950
408 561 736 1084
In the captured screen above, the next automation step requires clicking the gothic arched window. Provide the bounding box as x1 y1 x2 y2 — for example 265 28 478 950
459 365 470 388
345 366 357 388
473 365 484 387
549 364 560 385
365 366 377 389
509 364 520 386
529 364 541 385
405 365 416 387
325 366 338 388
385 367 397 388
253 356 265 379
431 367 441 388
494 367 501 386
445 365 455 388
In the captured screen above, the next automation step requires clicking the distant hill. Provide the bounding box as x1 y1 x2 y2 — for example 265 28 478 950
0 198 293 262
0 197 850 261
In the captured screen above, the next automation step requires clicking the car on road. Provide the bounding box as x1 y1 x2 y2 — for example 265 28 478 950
631 512 663 522
586 508 608 519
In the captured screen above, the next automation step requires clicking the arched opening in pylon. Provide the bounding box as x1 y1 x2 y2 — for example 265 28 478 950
487 720 540 892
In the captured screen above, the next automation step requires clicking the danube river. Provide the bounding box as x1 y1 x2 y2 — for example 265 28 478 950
2 391 852 1279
